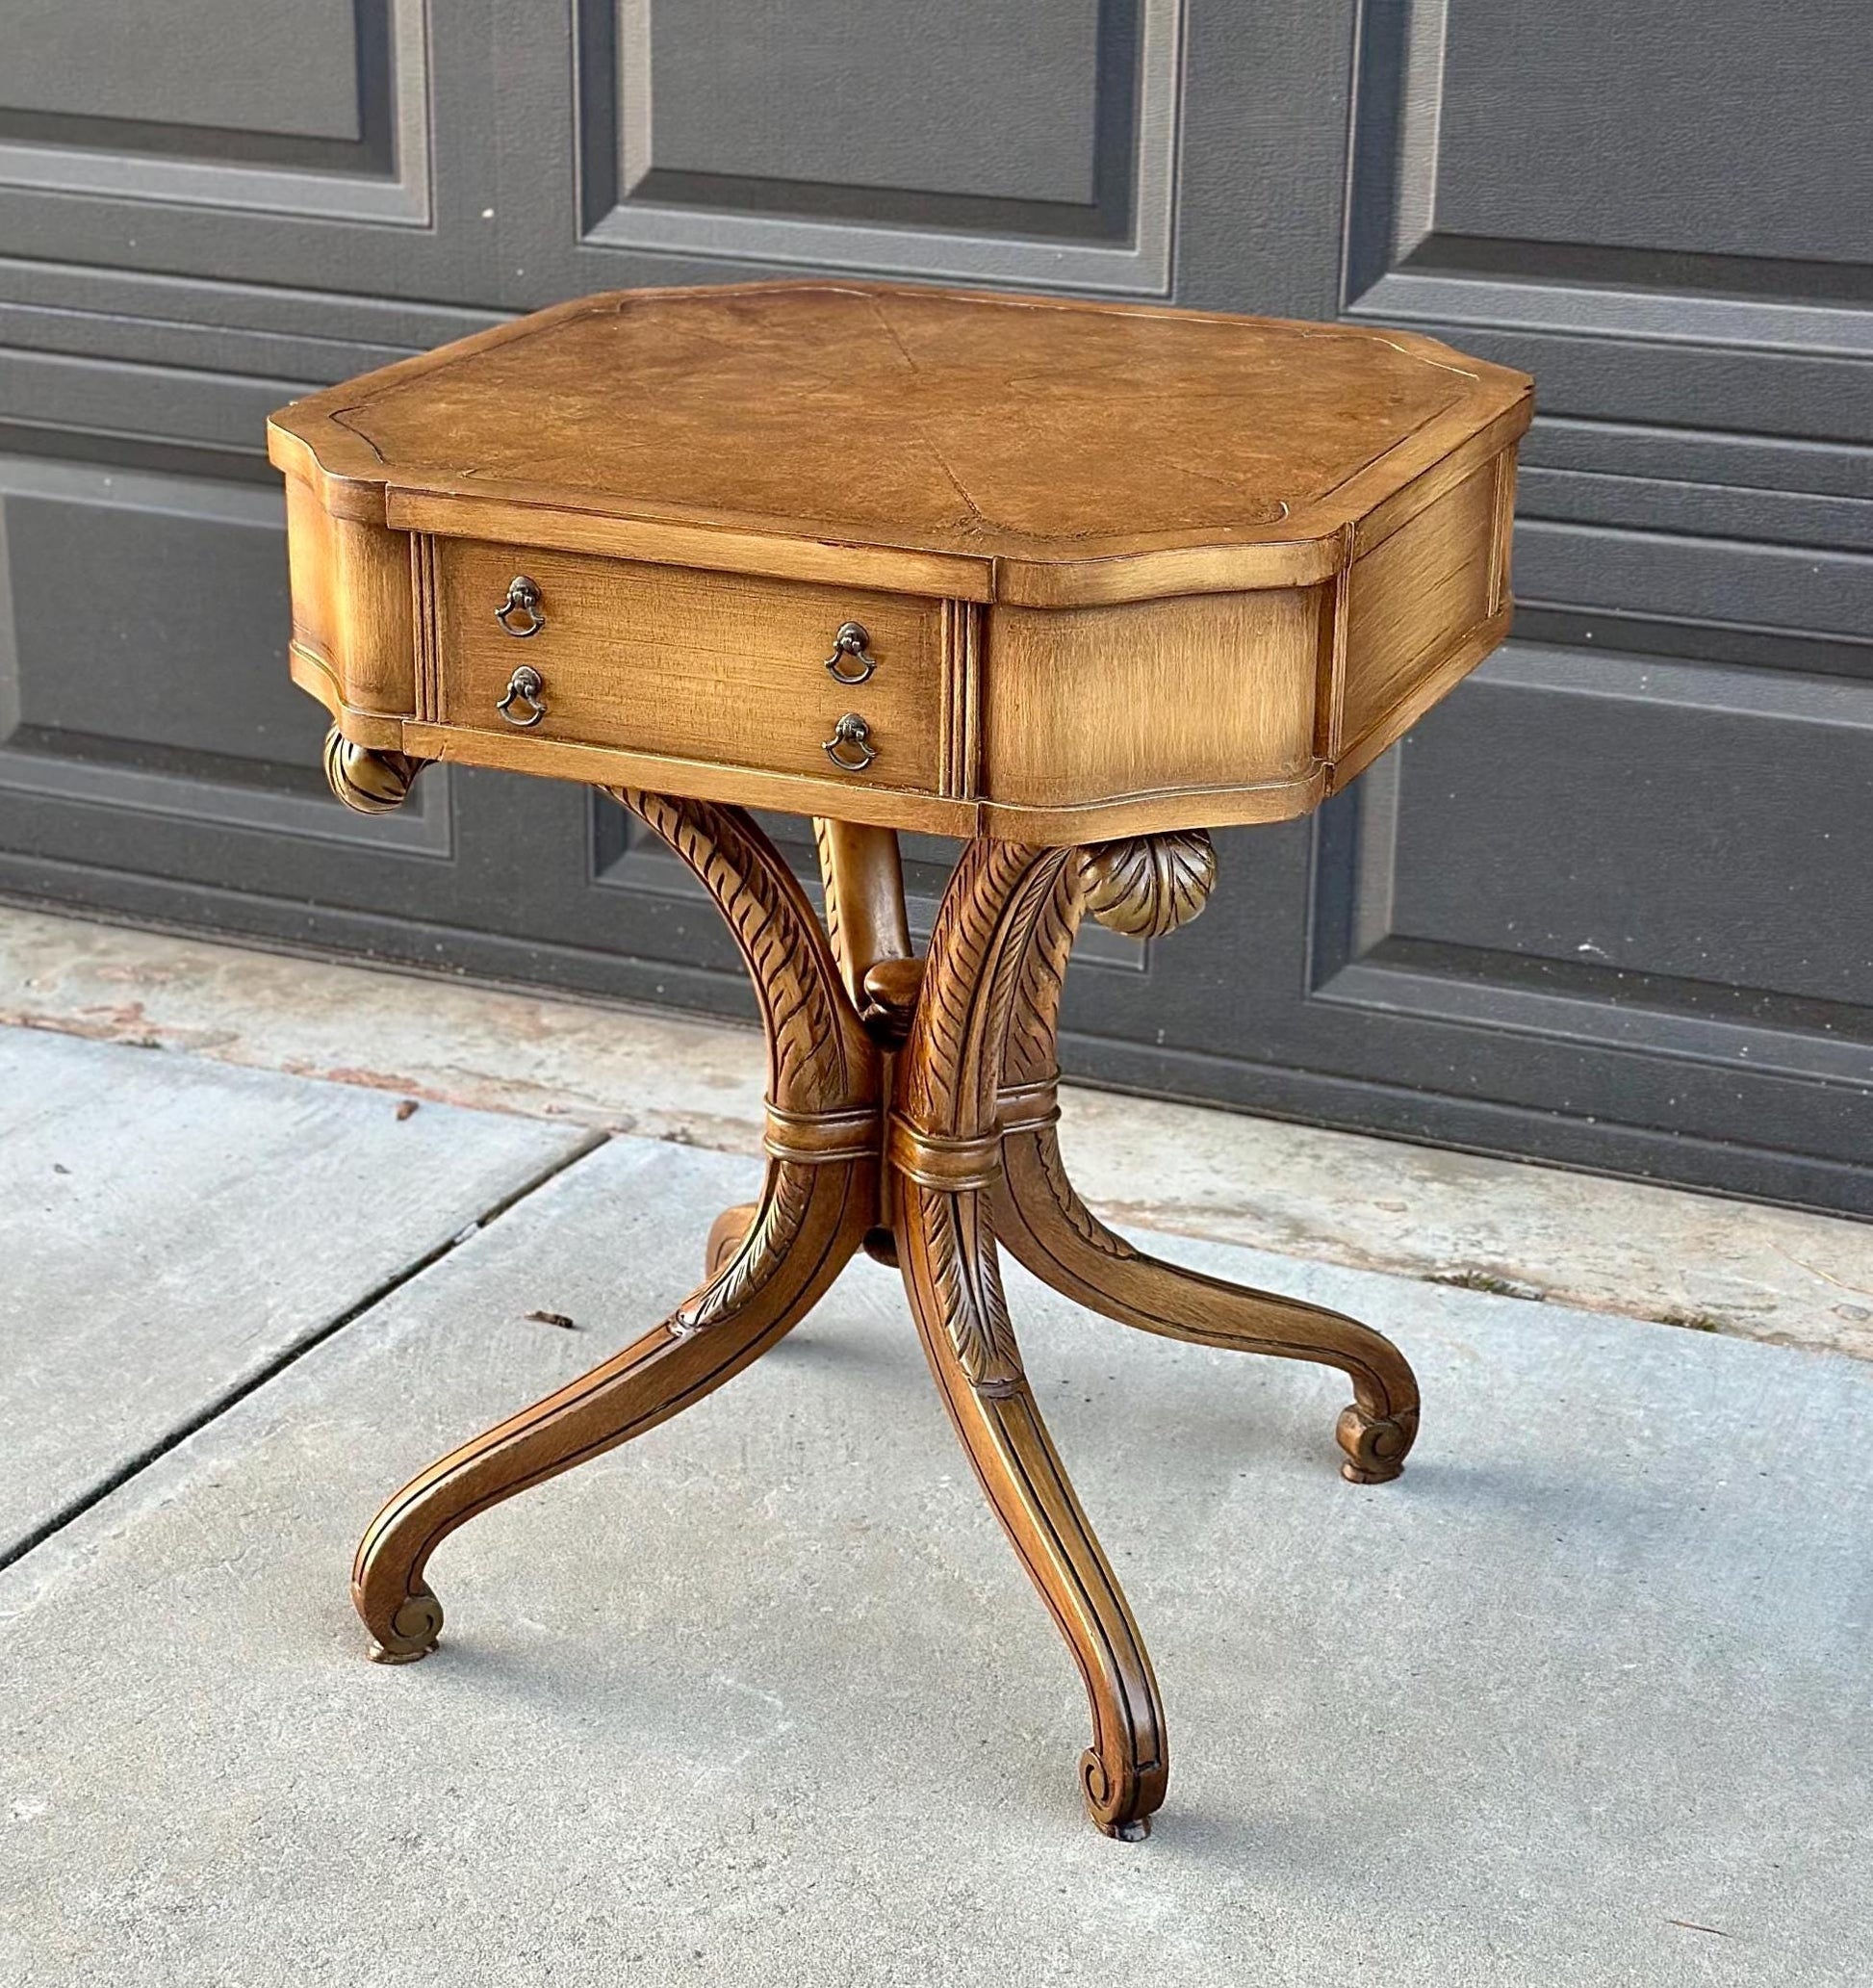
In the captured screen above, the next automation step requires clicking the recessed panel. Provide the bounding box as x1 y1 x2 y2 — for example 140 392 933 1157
0 459 315 782
578 0 1179 292
642 0 1101 205
1 0 383 167
0 0 428 228
1378 642 1873 1012
1432 0 1870 267
1344 0 1873 371
4 0 362 143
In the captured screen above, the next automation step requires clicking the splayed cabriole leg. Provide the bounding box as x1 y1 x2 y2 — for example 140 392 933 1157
351 790 880 1662
993 852 1420 1485
995 1133 1419 1482
894 839 1168 1839
355 1182 860 1661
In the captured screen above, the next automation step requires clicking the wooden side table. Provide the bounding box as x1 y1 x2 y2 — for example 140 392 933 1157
269 282 1530 1840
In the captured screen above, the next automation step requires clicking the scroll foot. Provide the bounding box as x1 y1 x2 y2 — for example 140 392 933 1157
1336 1404 1420 1485
1083 1747 1154 1841
363 1586 444 1665
998 1128 1422 1482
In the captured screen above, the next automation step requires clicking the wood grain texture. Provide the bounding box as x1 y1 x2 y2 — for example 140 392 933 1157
1340 456 1501 751
269 280 1530 605
938 597 982 800
1325 603 1514 794
410 530 442 724
433 539 946 794
283 474 413 718
980 587 1321 809
385 486 996 601
398 722 984 837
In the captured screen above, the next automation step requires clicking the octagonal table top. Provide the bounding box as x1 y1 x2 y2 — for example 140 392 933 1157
269 281 1531 608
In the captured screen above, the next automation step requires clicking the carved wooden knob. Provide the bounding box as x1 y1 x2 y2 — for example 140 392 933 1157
1080 830 1217 939
323 728 422 814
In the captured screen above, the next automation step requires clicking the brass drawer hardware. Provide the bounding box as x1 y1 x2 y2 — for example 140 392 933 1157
498 664 547 728
496 574 545 637
823 711 876 771
823 620 877 684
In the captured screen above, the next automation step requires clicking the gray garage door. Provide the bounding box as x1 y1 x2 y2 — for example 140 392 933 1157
0 1 1867 1215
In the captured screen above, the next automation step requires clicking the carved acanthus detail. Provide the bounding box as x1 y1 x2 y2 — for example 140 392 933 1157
1031 1125 1139 1263
811 816 844 967
612 789 872 1120
903 838 1075 1137
677 1164 818 1332
1002 863 1082 1091
323 728 422 814
915 1184 1023 1391
1080 830 1218 940
608 790 878 1333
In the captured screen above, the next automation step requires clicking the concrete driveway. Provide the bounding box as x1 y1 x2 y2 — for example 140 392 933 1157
3 1027 1870 1986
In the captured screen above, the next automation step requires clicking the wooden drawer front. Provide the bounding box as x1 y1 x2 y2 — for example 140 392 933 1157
426 540 948 791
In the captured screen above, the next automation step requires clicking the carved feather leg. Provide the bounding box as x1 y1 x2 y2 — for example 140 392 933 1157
704 1201 760 1278
351 791 880 1660
993 1133 1419 1481
996 852 1420 1484
899 1195 1168 1836
894 838 1167 1838
353 1155 868 1660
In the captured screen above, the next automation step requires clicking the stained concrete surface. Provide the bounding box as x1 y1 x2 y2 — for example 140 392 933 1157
3 1133 1868 1987
0 1028 593 1559
3 903 1868 1356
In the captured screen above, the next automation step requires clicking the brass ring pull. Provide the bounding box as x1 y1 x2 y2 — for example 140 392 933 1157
496 575 545 637
498 664 547 728
823 621 877 684
823 711 876 771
